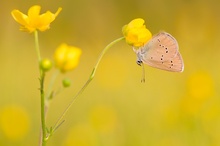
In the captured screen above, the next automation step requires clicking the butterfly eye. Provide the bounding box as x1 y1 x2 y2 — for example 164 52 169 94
136 60 142 66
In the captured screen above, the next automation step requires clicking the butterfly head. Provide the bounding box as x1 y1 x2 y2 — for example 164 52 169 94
136 60 142 66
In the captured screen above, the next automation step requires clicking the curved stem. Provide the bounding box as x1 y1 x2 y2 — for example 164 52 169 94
52 37 125 132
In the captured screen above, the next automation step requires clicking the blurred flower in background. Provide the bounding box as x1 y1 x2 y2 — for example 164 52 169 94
11 5 62 33
0 105 30 140
63 123 97 146
181 71 215 116
187 72 214 100
63 105 120 146
54 43 82 73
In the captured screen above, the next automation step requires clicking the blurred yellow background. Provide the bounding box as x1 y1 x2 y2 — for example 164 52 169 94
1 0 220 145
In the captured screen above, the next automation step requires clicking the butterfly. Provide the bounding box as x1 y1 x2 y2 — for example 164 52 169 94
133 32 184 82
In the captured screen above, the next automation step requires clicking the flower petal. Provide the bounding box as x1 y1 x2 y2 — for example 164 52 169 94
38 7 62 31
11 10 28 26
54 7 62 18
128 18 145 28
54 43 82 73
28 5 41 20
63 47 81 71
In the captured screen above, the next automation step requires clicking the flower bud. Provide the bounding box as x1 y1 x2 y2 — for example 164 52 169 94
62 78 71 88
40 58 52 72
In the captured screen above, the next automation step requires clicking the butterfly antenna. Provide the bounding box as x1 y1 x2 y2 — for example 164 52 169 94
141 63 145 83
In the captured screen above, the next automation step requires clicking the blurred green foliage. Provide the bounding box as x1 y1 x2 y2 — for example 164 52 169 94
0 0 220 145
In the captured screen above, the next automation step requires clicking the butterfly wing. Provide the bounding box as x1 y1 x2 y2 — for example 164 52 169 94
143 52 184 72
138 32 184 72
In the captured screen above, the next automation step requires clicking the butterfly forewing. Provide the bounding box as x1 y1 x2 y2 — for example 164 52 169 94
142 32 179 62
137 32 184 72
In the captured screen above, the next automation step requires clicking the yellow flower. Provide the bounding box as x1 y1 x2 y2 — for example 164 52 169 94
122 18 152 47
54 43 82 73
11 5 62 33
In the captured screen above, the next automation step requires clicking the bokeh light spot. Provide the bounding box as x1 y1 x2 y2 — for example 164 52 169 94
187 72 214 100
0 105 30 140
63 123 97 146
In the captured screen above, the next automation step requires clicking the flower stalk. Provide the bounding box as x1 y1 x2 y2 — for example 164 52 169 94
34 30 41 61
39 71 47 146
34 30 47 146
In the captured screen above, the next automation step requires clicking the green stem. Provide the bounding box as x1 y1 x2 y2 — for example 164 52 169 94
44 70 60 126
52 37 125 132
46 70 60 100
34 30 46 146
34 30 41 61
40 72 47 146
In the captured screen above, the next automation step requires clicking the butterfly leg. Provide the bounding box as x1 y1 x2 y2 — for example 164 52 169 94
136 54 145 82
141 62 145 83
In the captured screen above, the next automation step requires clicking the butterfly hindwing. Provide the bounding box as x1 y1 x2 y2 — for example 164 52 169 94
142 52 184 72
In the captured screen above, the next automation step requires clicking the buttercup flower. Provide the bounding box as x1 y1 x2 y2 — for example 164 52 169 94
54 43 82 73
122 18 152 47
11 5 62 33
